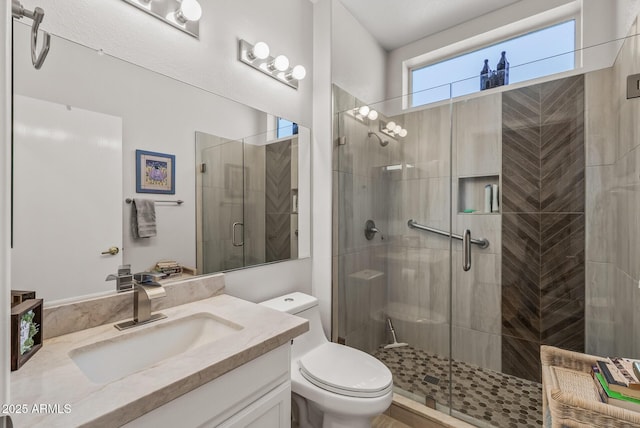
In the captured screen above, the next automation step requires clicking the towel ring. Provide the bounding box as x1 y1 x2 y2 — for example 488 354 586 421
12 0 51 70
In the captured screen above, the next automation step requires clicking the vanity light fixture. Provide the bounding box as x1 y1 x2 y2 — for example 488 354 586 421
248 41 270 60
238 39 306 89
288 65 307 81
174 0 202 24
270 55 290 72
380 120 408 139
121 0 201 38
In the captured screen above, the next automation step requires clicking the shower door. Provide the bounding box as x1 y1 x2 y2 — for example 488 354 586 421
332 83 457 413
196 131 298 275
197 134 246 274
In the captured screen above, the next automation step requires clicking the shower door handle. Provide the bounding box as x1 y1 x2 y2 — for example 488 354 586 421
462 229 471 271
232 222 244 247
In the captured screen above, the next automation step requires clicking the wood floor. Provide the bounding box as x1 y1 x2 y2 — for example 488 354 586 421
372 414 412 428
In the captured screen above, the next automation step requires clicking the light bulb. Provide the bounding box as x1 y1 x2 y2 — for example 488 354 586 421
273 55 289 72
358 106 370 117
291 65 306 80
175 0 202 23
251 42 270 60
386 121 396 131
394 125 402 134
399 128 408 137
367 109 378 120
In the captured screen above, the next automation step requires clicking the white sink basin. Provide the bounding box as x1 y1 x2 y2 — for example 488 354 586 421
69 313 243 384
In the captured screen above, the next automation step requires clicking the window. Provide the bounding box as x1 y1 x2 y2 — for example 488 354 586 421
276 117 297 138
410 20 576 108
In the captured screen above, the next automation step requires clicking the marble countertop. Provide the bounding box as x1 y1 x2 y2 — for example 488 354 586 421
9 294 308 427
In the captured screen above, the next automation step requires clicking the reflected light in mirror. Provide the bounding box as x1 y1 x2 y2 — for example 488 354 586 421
358 105 370 117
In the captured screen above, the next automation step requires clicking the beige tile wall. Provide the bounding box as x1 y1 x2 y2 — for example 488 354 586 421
388 94 502 370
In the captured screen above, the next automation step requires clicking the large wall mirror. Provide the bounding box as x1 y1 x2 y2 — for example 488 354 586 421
11 22 311 303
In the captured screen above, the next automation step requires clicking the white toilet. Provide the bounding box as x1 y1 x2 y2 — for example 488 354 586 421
260 292 393 428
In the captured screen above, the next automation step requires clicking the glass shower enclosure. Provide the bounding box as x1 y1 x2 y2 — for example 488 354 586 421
332 33 639 427
196 130 300 275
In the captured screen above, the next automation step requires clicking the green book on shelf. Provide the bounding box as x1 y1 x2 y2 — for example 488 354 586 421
594 371 640 412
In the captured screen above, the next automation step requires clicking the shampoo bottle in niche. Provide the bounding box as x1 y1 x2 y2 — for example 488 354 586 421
484 184 492 213
491 184 499 212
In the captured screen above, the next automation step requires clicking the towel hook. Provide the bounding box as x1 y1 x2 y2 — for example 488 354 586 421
12 0 51 70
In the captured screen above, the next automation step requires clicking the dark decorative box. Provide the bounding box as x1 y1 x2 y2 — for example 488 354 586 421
11 290 36 307
11 299 43 371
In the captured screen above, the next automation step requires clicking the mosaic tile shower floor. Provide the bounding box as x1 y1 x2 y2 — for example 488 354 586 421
373 345 543 428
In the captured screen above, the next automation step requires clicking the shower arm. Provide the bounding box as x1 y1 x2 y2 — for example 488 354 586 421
12 0 51 70
368 131 389 147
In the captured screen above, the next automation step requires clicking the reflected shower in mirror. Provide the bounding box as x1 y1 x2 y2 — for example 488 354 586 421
195 128 301 274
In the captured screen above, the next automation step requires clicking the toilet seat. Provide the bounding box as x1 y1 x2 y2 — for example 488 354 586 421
297 342 393 398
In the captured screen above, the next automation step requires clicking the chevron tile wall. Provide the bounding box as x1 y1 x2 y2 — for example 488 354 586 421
265 140 292 262
501 75 585 382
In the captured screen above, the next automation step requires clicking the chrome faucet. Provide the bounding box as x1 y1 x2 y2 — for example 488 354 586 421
105 264 134 292
115 272 167 330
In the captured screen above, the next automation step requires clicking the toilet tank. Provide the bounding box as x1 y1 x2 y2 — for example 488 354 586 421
260 292 328 359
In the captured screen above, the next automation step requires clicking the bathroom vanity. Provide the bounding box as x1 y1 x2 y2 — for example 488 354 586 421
8 277 308 427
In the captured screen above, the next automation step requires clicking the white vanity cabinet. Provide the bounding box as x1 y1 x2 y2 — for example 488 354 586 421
123 344 291 428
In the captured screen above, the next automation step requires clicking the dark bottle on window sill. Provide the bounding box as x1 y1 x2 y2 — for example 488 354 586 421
491 70 499 89
480 59 490 90
497 51 509 86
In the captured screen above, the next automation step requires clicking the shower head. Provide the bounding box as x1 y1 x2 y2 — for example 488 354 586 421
368 131 389 147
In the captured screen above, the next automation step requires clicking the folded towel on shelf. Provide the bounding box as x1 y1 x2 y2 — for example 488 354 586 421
131 198 157 238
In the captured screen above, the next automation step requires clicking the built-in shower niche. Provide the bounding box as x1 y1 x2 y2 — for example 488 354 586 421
457 175 500 214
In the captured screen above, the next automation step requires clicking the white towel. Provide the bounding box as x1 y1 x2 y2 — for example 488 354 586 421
132 199 157 238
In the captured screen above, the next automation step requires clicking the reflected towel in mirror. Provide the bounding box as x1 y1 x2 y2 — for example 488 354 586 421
131 199 157 238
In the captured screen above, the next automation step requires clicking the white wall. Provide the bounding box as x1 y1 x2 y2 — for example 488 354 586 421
312 0 334 337
225 258 312 302
18 0 314 127
331 0 387 106
1 0 10 415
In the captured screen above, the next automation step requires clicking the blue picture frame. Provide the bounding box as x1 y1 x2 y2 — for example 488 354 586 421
135 149 175 194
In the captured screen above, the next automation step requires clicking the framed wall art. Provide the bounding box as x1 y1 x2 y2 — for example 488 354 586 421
136 149 175 194
11 298 43 371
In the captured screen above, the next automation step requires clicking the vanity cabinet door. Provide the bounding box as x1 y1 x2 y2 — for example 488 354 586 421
216 381 290 428
122 344 290 428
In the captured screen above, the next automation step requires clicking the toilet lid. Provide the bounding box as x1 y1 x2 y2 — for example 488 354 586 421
298 343 392 398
